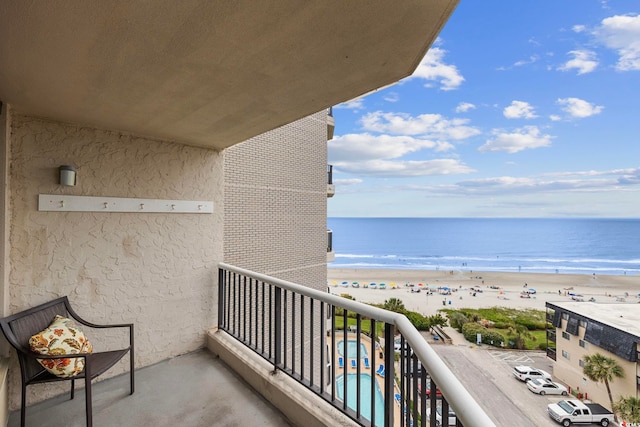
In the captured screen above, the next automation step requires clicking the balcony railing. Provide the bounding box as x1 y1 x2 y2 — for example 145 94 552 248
327 229 333 253
218 263 494 427
328 165 333 185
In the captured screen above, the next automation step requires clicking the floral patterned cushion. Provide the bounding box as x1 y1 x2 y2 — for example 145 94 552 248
29 315 93 378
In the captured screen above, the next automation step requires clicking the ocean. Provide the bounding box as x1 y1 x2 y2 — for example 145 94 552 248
327 218 640 276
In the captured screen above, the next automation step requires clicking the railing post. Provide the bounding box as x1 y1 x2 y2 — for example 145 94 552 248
274 286 282 371
217 268 224 328
384 323 394 427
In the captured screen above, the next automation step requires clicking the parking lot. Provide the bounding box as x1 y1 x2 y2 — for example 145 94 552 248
431 344 579 426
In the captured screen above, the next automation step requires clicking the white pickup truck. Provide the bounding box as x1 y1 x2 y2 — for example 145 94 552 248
548 399 615 426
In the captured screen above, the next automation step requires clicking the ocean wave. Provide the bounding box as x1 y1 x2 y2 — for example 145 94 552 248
330 262 639 275
335 253 640 265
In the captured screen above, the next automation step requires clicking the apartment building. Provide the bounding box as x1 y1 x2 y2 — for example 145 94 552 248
546 301 640 408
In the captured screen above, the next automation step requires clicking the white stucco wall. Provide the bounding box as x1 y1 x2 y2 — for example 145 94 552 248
7 114 223 407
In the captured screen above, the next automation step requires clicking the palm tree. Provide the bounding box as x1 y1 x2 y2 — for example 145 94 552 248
613 396 640 424
382 297 405 313
583 353 624 422
507 324 534 350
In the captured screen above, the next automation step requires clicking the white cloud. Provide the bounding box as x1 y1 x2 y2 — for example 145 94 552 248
333 159 475 177
406 167 640 196
514 55 539 67
556 97 604 118
383 92 400 103
558 50 598 74
329 133 446 162
594 14 640 71
335 98 365 110
572 25 587 33
359 111 481 140
503 101 538 119
455 102 476 113
479 126 553 153
334 178 363 186
549 115 562 121
409 47 464 91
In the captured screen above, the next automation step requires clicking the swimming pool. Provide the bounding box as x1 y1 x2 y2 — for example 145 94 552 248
337 340 368 359
336 373 384 427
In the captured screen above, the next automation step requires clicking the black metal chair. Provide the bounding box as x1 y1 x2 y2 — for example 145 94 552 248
0 296 134 427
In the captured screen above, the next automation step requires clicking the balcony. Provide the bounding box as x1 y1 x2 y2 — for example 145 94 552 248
327 229 335 263
209 263 495 427
327 165 335 198
327 107 335 140
7 264 494 426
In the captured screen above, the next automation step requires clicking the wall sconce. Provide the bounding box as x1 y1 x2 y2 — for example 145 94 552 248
59 165 77 186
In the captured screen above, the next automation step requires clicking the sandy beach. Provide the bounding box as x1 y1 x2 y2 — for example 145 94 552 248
327 268 640 316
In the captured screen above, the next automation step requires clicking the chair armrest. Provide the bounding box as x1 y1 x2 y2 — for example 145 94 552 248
29 352 92 360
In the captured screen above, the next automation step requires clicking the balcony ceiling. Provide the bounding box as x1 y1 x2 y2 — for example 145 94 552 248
0 1 458 150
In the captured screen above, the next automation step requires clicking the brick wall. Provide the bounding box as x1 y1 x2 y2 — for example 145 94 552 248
223 111 328 292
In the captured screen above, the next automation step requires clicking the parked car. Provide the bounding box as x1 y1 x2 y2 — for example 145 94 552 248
548 399 614 426
513 365 552 382
426 406 456 427
418 380 442 398
527 378 568 395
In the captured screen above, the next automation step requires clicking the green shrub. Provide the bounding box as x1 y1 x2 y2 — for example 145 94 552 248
461 323 505 347
461 322 485 342
449 312 469 332
482 331 505 346
492 322 511 329
405 311 429 330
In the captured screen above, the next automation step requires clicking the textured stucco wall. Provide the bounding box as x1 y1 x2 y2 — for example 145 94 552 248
223 112 328 291
7 115 223 407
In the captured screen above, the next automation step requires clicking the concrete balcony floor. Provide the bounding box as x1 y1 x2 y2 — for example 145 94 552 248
9 350 292 427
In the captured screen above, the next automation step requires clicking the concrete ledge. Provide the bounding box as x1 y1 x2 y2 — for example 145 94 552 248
207 328 356 427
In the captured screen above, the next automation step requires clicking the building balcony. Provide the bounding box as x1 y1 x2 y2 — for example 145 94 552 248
7 264 494 427
327 107 335 141
327 165 335 198
327 229 335 263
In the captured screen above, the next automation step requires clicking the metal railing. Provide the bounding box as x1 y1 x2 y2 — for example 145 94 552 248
218 263 494 427
328 164 333 185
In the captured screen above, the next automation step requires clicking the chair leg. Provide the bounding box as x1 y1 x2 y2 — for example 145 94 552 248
130 351 135 395
20 383 26 427
70 378 75 400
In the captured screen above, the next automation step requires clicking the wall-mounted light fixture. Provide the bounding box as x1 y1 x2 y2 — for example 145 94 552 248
59 165 76 186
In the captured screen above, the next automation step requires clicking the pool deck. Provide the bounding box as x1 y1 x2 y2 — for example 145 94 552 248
332 333 402 426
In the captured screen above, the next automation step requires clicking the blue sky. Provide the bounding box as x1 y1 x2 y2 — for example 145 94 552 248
328 1 640 218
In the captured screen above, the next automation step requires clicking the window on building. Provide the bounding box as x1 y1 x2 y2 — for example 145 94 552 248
579 320 587 328
579 339 587 348
562 350 570 360
562 331 570 340
562 313 569 320
579 359 585 367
